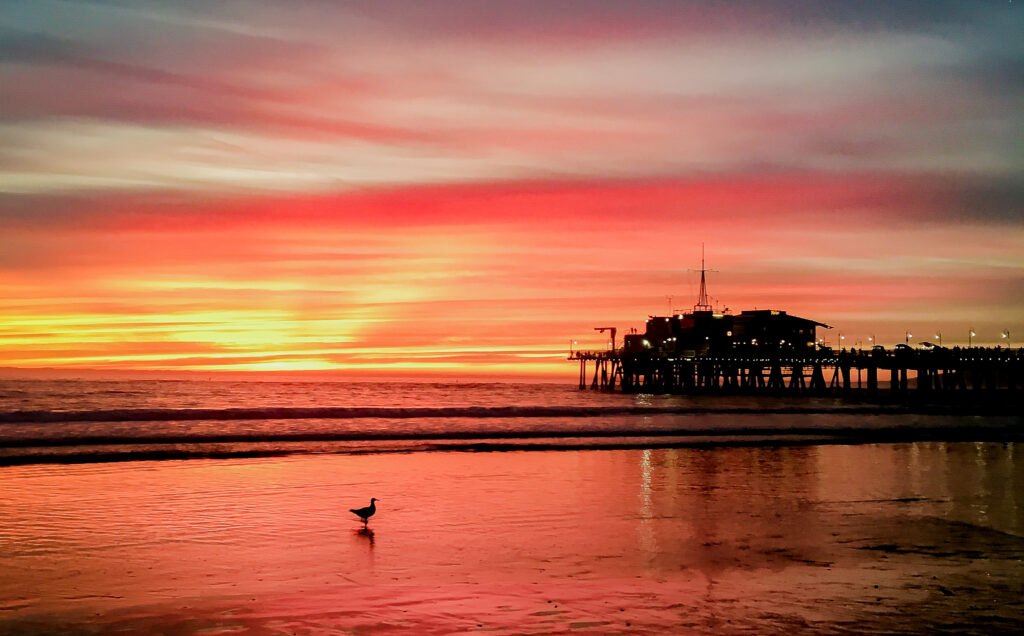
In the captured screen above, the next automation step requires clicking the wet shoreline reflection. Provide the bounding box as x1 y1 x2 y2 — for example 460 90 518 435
0 442 1020 633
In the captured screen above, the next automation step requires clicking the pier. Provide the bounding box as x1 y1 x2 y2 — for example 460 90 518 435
570 347 1024 398
572 251 1021 401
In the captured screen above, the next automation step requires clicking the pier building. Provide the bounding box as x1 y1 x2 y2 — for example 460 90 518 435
625 309 829 358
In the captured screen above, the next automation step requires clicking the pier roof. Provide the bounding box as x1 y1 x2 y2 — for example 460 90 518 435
737 309 832 329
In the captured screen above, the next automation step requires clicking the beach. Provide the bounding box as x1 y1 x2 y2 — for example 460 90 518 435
2 442 1022 634
5 0 1023 632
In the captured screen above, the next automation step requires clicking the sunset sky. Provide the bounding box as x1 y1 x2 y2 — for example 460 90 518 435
1 0 1022 377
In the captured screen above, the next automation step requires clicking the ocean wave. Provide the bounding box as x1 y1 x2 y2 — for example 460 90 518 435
0 402 1007 424
2 419 1021 448
1 424 1022 466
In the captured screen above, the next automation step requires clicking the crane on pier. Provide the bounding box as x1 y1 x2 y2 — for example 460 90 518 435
594 327 617 350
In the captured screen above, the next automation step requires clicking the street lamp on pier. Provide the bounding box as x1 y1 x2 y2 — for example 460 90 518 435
969 328 976 347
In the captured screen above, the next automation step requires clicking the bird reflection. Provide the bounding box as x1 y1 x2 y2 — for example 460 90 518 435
354 526 375 547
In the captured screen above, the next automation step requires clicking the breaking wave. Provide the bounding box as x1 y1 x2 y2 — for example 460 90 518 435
0 402 1007 424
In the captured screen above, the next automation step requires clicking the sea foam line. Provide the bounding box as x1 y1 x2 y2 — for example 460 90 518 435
0 404 955 424
2 420 1021 448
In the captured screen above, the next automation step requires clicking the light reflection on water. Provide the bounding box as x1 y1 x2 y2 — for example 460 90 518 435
638 448 657 559
0 442 1021 633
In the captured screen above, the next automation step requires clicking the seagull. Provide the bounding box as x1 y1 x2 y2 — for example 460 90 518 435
350 498 377 526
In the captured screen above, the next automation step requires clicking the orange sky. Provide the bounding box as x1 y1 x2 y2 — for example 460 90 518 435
1 1 1022 378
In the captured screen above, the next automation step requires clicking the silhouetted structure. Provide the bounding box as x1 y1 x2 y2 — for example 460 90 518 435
572 343 1023 398
570 256 1022 400
624 309 829 358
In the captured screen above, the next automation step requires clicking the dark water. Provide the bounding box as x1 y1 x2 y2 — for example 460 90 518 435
1 379 1021 464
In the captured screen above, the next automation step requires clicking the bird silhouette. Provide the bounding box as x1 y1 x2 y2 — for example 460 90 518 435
350 498 377 526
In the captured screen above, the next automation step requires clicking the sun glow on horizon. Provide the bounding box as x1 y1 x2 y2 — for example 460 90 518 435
1 2 1021 377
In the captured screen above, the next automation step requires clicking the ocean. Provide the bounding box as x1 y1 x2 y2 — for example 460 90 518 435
1 378 1020 465
1 378 1022 633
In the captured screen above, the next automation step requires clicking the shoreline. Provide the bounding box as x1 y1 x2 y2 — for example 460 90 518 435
3 444 1022 634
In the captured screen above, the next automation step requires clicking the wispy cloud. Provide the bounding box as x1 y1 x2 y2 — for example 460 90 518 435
1 0 1021 373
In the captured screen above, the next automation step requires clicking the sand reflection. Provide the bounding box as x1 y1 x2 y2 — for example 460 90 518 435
1 443 1021 633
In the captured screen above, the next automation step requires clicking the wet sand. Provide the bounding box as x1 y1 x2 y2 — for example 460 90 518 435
2 443 1022 634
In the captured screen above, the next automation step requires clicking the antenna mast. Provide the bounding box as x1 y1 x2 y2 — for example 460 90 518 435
693 243 713 312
